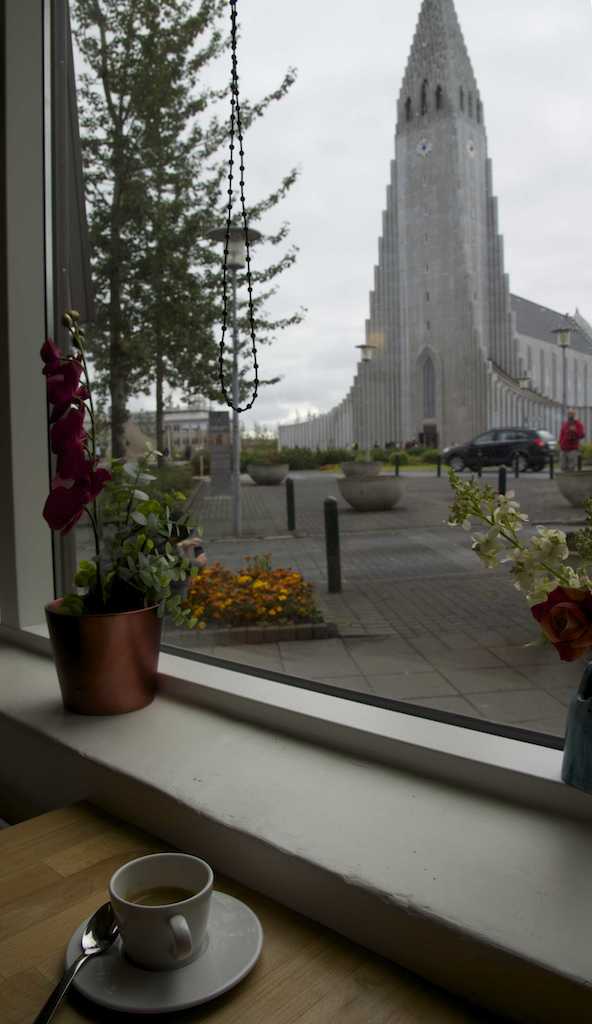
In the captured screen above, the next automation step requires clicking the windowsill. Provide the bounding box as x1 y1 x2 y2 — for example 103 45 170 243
1 636 592 1020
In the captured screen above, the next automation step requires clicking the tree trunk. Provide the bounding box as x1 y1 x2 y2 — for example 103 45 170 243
109 257 127 459
155 336 164 463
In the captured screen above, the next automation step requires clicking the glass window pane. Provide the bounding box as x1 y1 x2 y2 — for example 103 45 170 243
62 0 591 747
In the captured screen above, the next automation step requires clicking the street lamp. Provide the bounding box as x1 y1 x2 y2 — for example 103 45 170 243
552 318 573 425
356 344 377 458
208 224 262 536
518 375 530 427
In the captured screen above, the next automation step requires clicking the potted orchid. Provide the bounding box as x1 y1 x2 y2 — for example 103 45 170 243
448 469 592 792
42 311 199 715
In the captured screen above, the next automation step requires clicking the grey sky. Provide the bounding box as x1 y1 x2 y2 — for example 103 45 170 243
141 0 592 431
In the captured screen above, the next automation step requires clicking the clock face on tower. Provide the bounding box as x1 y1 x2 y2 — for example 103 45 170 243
417 138 432 157
467 140 476 158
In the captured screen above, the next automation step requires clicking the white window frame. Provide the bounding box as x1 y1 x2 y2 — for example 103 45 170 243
0 0 582 826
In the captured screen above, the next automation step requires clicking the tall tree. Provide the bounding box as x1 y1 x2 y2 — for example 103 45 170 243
73 0 303 457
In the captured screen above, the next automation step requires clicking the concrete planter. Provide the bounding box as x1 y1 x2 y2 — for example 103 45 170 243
337 475 404 512
246 463 289 486
341 461 382 479
556 471 592 508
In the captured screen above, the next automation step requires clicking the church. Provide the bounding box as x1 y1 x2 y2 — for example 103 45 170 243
278 0 592 452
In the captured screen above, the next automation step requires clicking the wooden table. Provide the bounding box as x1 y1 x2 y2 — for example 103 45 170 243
0 802 492 1023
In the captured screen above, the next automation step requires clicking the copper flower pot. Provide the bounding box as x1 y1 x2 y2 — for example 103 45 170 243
45 600 162 715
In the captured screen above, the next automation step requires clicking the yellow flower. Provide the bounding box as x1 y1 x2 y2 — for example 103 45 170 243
238 575 251 584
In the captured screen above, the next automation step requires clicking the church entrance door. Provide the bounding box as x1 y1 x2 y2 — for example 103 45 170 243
423 422 439 449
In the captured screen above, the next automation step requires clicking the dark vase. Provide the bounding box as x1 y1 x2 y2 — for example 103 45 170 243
561 661 592 793
45 600 161 715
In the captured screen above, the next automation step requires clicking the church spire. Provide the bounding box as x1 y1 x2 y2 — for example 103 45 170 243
398 0 482 128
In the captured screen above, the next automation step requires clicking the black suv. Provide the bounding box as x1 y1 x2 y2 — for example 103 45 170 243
443 428 557 473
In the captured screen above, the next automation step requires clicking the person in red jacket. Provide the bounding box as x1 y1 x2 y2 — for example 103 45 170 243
559 408 585 471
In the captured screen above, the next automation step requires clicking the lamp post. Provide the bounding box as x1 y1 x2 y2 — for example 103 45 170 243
208 225 261 536
356 344 377 459
552 318 573 426
518 376 530 427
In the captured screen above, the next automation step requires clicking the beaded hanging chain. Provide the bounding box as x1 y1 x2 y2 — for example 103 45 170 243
217 0 259 413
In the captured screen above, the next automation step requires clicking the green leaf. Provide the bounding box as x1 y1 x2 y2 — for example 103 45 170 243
134 489 149 501
131 511 147 526
59 594 85 616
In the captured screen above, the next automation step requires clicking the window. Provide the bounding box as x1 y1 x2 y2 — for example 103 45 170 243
473 431 497 444
423 357 436 417
405 96 412 121
459 86 465 111
498 430 527 442
435 85 443 110
468 92 474 117
552 352 558 397
476 100 482 123
2 0 577 762
421 79 429 115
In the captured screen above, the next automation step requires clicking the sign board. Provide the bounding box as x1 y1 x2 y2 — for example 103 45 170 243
207 411 232 495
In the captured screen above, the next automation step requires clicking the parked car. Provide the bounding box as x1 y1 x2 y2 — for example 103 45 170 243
443 428 557 473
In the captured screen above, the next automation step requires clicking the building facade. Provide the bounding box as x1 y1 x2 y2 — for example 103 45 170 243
278 0 591 452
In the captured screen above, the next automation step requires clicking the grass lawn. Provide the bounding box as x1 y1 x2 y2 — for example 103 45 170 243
319 462 440 474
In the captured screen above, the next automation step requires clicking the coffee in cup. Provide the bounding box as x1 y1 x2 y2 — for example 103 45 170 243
109 853 213 971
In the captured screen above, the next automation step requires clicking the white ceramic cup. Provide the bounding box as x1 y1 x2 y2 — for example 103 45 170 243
109 852 213 971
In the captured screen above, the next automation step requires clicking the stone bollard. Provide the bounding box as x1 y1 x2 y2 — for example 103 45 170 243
437 455 442 478
549 453 554 480
498 466 507 496
286 478 296 532
324 498 342 594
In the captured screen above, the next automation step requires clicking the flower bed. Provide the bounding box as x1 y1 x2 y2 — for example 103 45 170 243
184 556 324 631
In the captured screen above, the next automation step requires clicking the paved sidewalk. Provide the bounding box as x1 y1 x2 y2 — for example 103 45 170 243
165 621 580 739
190 470 585 539
75 470 586 739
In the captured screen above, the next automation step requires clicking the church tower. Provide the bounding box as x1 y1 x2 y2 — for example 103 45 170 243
278 0 552 454
360 0 516 448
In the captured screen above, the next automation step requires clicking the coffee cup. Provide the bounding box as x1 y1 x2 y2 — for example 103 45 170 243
109 852 213 970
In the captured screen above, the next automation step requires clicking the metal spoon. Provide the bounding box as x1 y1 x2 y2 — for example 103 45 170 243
33 901 118 1024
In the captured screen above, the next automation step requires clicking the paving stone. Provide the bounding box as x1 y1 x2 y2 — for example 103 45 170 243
345 638 432 675
395 695 483 719
307 675 374 694
541 686 577 708
510 715 567 737
430 631 483 651
424 649 507 671
438 667 537 694
408 635 451 657
516 664 583 687
489 645 561 667
211 645 282 670
458 628 507 648
466 689 565 724
367 673 456 700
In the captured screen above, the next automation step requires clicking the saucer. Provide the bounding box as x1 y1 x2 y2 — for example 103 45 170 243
65 891 263 1015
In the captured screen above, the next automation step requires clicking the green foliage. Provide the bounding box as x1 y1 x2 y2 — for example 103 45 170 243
73 0 303 456
418 448 441 464
447 468 585 603
60 452 199 626
580 442 592 464
151 462 194 496
245 452 288 467
388 451 409 466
